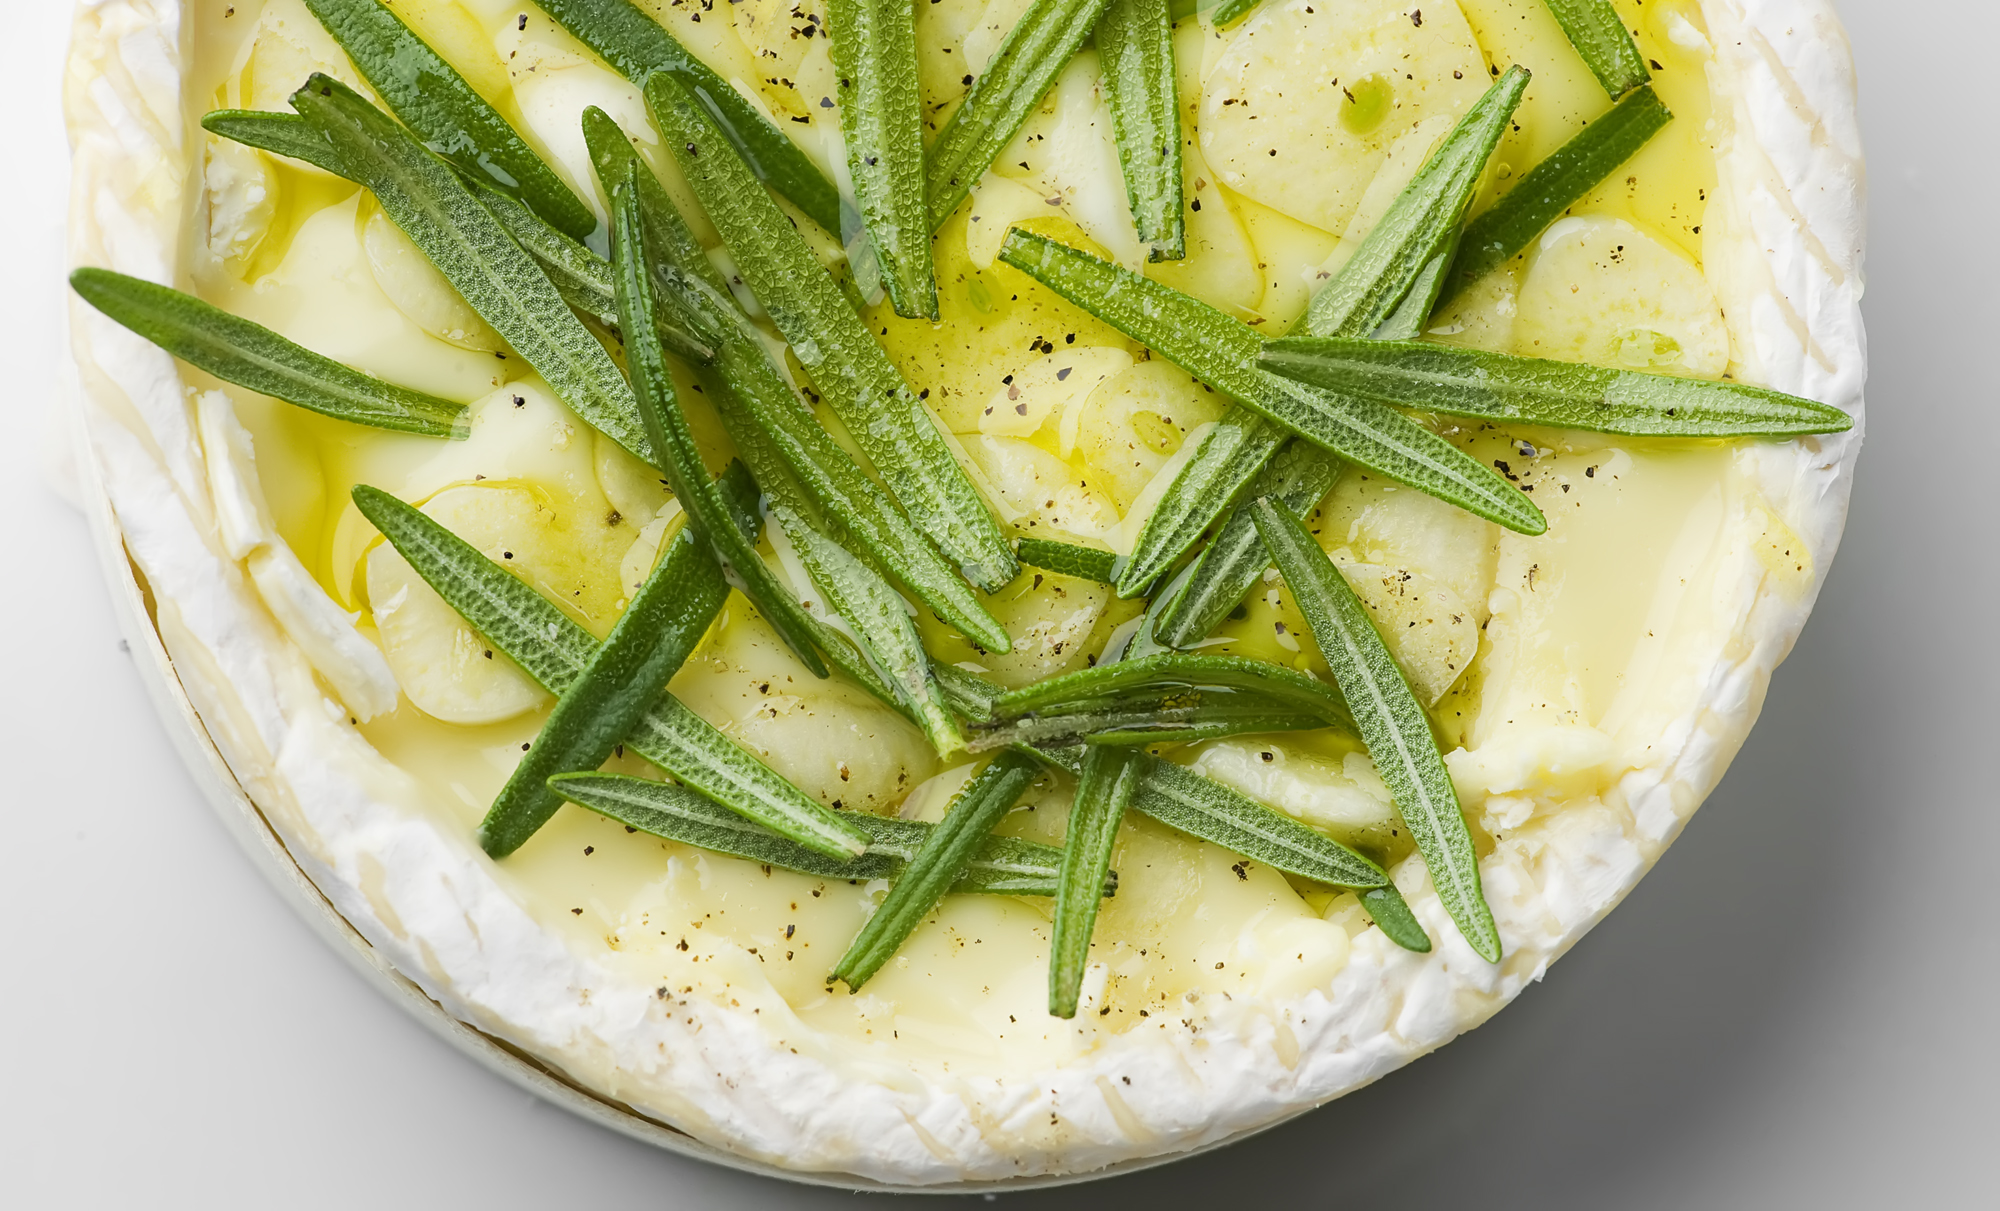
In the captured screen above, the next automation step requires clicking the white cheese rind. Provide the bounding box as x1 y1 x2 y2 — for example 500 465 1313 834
63 0 1864 1184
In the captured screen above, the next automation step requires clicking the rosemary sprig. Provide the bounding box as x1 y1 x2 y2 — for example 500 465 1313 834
832 751 1042 989
1252 497 1500 961
300 0 599 242
1258 336 1854 436
551 770 1099 896
1540 0 1652 99
1097 0 1185 260
1000 229 1545 545
352 481 871 858
530 0 843 234
1014 537 1119 584
291 76 653 462
1441 85 1673 305
475 474 733 857
925 0 1115 228
70 269 466 438
610 171 833 676
581 110 1011 652
648 73 1019 594
827 0 938 318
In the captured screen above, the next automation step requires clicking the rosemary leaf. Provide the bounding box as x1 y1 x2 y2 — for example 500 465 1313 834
291 76 653 462
476 476 731 857
828 0 938 318
925 0 1115 229
352 482 870 858
1033 747 1386 888
551 771 1094 895
531 0 843 233
648 73 1019 594
1361 884 1432 953
1252 497 1500 961
610 170 832 676
201 109 347 175
1151 440 1342 649
1015 537 1119 584
832 751 1041 989
301 0 599 241
1258 336 1854 437
1049 746 1141 1018
1207 0 1264 28
70 269 466 438
1097 0 1184 260
973 650 1353 750
1000 229 1545 546
1540 0 1652 99
1441 85 1673 305
781 506 965 756
1302 66 1529 339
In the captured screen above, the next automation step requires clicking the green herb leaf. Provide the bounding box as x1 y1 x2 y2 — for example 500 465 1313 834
70 268 466 438
291 76 654 462
1539 0 1652 99
1360 884 1432 953
610 170 832 676
581 110 1010 652
531 0 843 234
833 751 1041 989
299 0 599 242
467 178 717 364
1441 85 1673 305
1097 0 1184 261
201 109 347 175
1000 229 1545 553
780 506 965 756
1015 537 1119 584
551 771 1095 895
1252 496 1500 961
1032 747 1386 888
649 73 1020 595
925 0 1115 229
1049 745 1141 1018
352 483 870 858
975 651 1353 750
1258 336 1853 436
827 0 938 318
1151 441 1342 648
1303 66 1529 339
1207 0 1265 28
476 480 731 857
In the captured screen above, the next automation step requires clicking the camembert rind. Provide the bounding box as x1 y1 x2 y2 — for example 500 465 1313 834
64 0 1863 1184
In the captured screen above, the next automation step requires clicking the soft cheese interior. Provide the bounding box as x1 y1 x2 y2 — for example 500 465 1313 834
178 0 1801 1081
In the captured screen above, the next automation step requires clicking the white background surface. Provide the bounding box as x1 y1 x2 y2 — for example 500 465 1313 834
3 1 1992 1205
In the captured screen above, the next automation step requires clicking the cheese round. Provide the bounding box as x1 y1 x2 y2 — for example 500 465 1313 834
64 0 1864 1185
